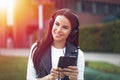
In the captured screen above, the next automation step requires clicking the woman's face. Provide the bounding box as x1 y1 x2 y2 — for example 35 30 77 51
52 15 72 43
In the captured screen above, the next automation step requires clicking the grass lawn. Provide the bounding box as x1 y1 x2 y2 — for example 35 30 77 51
0 56 120 80
85 61 120 80
0 56 28 80
86 61 120 74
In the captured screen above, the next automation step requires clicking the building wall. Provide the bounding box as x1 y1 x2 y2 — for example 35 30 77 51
51 0 120 26
0 0 38 48
13 0 38 48
80 0 120 15
83 0 120 5
0 11 7 48
79 13 105 26
0 0 119 48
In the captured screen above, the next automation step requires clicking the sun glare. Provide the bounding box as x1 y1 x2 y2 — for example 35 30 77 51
0 0 14 9
0 0 7 9
0 0 14 26
7 7 14 26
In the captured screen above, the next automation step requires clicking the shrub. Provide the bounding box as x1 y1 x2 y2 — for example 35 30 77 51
79 21 120 53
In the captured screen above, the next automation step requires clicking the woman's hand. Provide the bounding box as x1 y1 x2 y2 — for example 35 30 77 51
38 67 65 80
38 66 78 80
48 67 65 80
62 66 78 80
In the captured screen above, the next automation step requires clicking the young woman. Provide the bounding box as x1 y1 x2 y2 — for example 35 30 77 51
27 8 84 80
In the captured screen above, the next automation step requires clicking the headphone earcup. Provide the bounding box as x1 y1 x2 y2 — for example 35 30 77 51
68 29 78 46
69 29 78 38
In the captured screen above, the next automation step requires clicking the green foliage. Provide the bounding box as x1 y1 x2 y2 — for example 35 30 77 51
86 61 120 74
85 61 120 80
85 67 120 80
79 26 101 51
0 56 27 80
79 21 120 53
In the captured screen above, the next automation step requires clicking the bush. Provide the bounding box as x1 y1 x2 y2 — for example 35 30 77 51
79 21 120 53
79 26 101 51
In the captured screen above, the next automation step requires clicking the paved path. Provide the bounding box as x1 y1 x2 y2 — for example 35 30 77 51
0 48 120 66
0 48 29 57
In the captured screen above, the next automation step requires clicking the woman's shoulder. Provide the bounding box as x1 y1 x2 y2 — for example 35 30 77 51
30 41 40 55
78 48 84 54
78 47 84 58
31 41 40 50
31 42 37 50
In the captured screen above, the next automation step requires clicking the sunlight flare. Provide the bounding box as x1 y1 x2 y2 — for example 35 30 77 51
0 0 14 26
0 0 14 9
7 7 14 26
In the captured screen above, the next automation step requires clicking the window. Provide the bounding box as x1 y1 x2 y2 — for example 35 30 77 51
96 3 106 14
82 1 93 13
108 4 117 14
117 5 120 12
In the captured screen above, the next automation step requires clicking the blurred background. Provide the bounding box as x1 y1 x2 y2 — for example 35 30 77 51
0 0 120 80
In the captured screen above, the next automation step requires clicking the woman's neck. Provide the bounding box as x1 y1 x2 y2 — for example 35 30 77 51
52 41 66 49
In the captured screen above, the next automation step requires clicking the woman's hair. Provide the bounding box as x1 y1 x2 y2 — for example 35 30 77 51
33 8 80 73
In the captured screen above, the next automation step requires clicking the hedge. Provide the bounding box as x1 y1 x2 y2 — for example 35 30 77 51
79 21 120 53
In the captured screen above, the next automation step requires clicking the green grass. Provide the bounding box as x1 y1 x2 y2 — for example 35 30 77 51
85 67 120 80
0 56 120 80
85 61 120 74
0 56 28 80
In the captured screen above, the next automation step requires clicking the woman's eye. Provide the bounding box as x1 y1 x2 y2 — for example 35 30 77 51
55 22 59 26
63 26 68 29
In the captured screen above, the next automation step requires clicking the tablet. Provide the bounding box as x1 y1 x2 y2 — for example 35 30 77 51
58 56 77 68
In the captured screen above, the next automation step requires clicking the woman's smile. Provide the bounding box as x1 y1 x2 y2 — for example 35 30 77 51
55 33 62 37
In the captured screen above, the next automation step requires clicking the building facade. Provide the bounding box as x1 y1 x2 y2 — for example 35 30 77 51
0 0 120 48
51 0 120 25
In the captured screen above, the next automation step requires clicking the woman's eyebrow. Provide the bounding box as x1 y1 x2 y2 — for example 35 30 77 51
55 20 59 23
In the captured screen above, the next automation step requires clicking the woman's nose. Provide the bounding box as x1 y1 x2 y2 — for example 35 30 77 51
56 27 62 32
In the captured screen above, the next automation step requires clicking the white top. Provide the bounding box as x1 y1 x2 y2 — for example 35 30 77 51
27 43 85 80
51 45 65 68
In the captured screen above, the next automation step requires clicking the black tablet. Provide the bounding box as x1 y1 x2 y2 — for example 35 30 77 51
58 56 77 68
